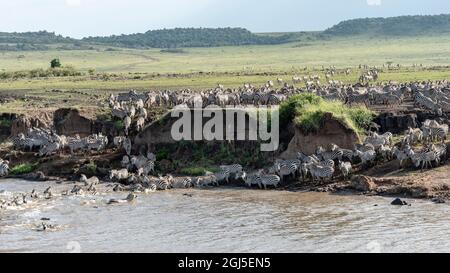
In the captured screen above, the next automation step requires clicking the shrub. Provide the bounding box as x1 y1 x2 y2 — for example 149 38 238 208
50 58 61 68
114 120 124 130
279 93 323 126
281 94 374 136
85 161 97 173
156 147 170 161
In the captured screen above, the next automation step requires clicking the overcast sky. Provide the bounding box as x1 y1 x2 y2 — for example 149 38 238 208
1 0 449 38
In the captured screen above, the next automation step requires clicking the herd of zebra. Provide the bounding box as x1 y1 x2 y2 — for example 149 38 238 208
4 120 450 192
12 127 110 156
106 80 450 113
102 118 450 192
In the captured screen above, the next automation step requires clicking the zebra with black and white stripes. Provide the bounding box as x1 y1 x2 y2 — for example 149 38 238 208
422 126 448 143
411 150 439 170
219 164 243 179
308 164 335 182
244 172 262 188
172 177 193 188
260 174 281 189
215 169 231 184
316 146 343 161
155 179 171 190
276 162 298 181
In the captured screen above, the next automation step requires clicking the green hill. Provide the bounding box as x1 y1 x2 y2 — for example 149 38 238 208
324 14 450 36
1 14 450 51
82 27 293 48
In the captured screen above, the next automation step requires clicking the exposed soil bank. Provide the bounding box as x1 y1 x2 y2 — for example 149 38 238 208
2 107 450 202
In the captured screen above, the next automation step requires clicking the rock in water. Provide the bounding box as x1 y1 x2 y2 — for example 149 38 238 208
432 197 446 204
391 198 408 206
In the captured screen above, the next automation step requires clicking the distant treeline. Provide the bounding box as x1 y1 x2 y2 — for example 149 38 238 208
324 14 450 36
0 30 74 44
0 14 450 51
82 27 293 48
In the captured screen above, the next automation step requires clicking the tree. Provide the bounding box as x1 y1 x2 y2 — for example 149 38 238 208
50 58 61 68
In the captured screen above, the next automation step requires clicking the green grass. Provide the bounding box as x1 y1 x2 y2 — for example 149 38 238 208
2 36 450 73
0 119 12 127
0 35 449 113
280 94 375 136
85 161 97 173
180 166 220 176
10 163 38 175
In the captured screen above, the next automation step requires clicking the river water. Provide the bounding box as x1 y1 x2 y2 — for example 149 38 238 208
1 179 450 253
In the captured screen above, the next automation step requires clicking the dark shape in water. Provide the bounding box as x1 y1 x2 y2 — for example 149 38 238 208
391 198 408 206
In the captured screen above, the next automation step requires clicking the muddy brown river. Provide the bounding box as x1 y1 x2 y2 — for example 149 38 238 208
1 179 450 253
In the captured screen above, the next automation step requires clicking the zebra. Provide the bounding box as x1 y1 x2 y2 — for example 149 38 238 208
0 161 9 177
308 164 334 182
411 150 439 171
121 155 131 169
215 169 231 184
38 141 61 157
136 117 145 132
123 138 132 156
260 174 281 189
142 161 155 175
68 137 87 154
338 161 352 178
109 169 129 181
219 164 242 179
338 148 354 161
355 149 376 166
317 159 335 168
355 143 375 153
155 179 171 190
378 145 392 161
422 126 447 143
172 177 193 188
267 94 286 105
244 172 262 188
276 162 298 181
297 152 319 164
403 128 423 145
145 183 158 193
415 92 439 111
316 146 343 161
196 175 219 187
392 146 410 168
13 134 42 151
364 135 387 149
240 92 254 105
124 116 132 135
433 144 447 162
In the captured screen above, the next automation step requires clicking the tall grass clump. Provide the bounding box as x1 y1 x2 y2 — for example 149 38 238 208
279 93 323 126
10 163 38 175
280 94 375 136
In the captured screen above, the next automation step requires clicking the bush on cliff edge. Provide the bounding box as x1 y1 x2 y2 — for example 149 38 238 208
279 93 375 136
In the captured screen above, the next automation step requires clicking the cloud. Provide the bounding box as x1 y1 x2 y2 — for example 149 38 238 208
367 0 381 6
66 0 81 7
